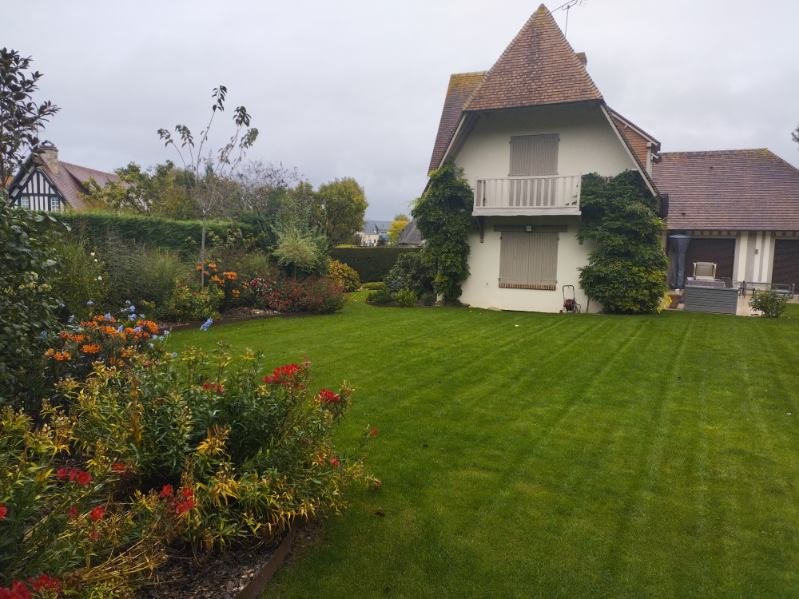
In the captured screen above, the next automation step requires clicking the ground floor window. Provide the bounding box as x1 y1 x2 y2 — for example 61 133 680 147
498 231 558 290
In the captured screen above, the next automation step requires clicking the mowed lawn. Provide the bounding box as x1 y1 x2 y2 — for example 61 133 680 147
171 294 799 598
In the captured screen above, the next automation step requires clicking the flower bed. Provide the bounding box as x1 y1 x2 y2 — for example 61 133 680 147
1 333 377 596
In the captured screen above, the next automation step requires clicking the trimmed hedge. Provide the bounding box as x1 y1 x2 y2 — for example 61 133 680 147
329 247 421 282
53 212 258 257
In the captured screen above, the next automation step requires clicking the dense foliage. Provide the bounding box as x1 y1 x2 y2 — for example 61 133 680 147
330 247 421 283
0 341 374 595
0 194 63 406
578 171 668 314
326 258 361 292
750 289 788 318
53 212 258 259
412 163 474 302
316 178 368 246
0 48 59 183
249 276 345 314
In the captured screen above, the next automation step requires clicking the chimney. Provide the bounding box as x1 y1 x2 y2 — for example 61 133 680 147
34 141 60 174
575 52 587 66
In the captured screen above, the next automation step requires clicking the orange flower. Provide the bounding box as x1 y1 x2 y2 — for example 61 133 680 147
223 271 238 281
44 348 55 357
100 326 117 335
210 274 223 285
81 343 101 354
54 351 71 362
231 289 241 298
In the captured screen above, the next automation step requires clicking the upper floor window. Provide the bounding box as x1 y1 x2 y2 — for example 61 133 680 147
509 134 559 177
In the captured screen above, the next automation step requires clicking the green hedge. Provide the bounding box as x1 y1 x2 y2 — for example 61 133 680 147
329 247 421 283
53 212 258 257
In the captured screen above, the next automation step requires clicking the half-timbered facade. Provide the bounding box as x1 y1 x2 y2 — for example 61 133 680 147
7 142 118 212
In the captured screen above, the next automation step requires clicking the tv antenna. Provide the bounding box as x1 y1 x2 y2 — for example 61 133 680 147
553 0 585 36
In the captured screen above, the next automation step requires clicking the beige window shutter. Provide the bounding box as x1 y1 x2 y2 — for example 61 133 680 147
499 231 559 290
509 134 559 176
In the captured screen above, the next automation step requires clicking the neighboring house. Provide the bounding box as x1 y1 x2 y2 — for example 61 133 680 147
7 142 118 212
428 4 658 313
653 149 799 292
397 219 424 247
427 4 799 312
356 220 391 247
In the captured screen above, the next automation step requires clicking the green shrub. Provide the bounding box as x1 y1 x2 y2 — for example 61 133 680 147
393 288 417 307
578 171 668 314
750 289 788 318
412 163 474 301
163 284 223 322
103 242 190 317
384 251 434 295
361 281 386 291
327 258 361 292
366 287 394 306
53 211 258 258
0 196 62 406
224 250 273 281
329 247 421 282
50 238 108 320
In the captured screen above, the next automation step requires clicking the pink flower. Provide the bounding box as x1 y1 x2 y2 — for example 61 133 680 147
0 505 7 520
328 456 341 468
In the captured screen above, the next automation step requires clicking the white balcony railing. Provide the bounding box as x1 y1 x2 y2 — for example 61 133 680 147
474 175 581 216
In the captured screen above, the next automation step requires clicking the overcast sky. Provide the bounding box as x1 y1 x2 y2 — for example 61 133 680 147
7 0 799 219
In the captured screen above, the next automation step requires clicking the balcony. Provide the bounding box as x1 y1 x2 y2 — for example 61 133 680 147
473 175 581 216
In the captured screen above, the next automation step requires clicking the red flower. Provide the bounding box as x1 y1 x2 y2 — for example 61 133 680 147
111 462 126 474
75 470 92 486
0 580 31 599
67 505 79 520
369 426 379 438
179 486 194 499
175 498 196 515
0 505 7 520
201 382 224 395
262 363 301 385
89 505 106 521
29 574 61 594
56 467 69 480
328 456 341 468
318 388 341 404
87 530 100 542
159 484 174 498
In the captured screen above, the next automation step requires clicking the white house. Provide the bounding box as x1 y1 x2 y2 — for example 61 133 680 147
427 5 658 313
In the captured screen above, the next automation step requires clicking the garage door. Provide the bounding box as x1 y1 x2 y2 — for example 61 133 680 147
685 238 736 282
772 239 799 291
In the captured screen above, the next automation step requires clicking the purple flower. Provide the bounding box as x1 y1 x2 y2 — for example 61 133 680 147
200 318 214 331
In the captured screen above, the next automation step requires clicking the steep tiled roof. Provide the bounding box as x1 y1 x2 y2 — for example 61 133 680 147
43 161 118 210
464 4 602 112
653 149 799 230
608 108 660 170
428 72 485 173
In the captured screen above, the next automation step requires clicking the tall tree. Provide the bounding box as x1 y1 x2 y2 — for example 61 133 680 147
388 213 410 244
793 126 798 145
0 48 59 184
316 177 368 246
158 85 258 285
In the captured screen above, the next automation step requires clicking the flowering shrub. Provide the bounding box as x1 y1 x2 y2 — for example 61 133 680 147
326 258 361 292
249 275 344 314
50 239 108 321
44 307 166 383
0 405 174 596
163 283 223 322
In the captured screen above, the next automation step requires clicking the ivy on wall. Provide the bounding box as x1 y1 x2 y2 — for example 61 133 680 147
578 171 668 314
412 164 474 302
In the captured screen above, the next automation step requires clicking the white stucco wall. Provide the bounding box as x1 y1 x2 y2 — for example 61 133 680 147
454 103 637 313
461 216 600 313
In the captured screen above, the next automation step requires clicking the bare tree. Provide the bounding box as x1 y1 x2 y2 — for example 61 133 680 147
157 85 258 286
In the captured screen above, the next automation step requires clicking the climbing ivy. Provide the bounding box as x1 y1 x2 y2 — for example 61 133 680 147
412 163 474 302
578 171 668 314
